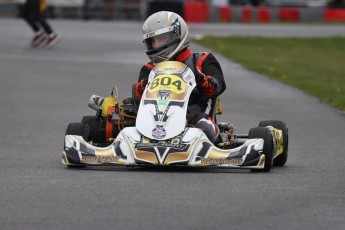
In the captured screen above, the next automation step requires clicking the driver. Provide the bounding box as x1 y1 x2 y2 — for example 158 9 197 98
135 11 226 143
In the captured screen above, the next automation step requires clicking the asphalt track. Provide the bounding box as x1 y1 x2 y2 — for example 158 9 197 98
0 19 345 230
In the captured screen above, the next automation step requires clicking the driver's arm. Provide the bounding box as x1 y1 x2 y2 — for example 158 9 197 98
135 63 154 100
196 53 226 99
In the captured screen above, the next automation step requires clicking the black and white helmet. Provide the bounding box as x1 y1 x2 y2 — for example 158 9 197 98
143 11 190 64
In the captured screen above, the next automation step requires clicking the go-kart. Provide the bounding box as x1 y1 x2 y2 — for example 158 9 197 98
62 61 288 172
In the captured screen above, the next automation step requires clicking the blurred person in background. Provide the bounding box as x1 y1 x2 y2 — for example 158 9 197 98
135 11 226 143
22 0 60 48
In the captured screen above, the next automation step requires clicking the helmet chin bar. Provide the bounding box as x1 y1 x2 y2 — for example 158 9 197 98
151 55 169 65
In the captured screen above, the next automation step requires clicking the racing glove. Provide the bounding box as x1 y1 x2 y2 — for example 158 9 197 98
135 78 148 100
195 68 216 98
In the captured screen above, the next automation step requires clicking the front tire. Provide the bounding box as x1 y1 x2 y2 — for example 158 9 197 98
64 122 90 168
259 120 288 167
248 127 273 172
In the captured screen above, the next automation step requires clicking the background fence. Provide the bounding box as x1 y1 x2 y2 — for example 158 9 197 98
0 0 344 22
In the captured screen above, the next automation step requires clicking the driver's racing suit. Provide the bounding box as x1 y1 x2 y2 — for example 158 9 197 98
135 48 226 143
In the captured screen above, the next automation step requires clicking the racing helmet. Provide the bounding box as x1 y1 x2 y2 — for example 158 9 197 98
143 11 190 64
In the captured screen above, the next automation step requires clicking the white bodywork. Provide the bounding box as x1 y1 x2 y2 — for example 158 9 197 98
136 61 196 140
63 127 265 168
62 61 268 169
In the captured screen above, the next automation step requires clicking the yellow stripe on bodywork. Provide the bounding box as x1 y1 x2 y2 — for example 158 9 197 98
164 152 190 165
134 150 158 164
207 148 230 159
62 152 69 164
95 148 115 157
258 155 265 167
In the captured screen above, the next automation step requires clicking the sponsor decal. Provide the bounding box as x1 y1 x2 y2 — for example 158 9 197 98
157 89 172 99
201 158 243 165
183 74 193 82
163 68 176 71
135 142 187 150
152 126 166 139
146 31 156 38
155 61 186 73
82 156 120 164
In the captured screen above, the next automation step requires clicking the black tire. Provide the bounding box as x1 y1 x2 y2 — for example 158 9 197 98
65 122 90 141
248 127 273 172
66 164 86 168
259 120 288 167
82 115 105 143
64 122 90 168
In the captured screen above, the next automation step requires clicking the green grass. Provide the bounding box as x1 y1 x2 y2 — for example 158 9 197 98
194 36 345 112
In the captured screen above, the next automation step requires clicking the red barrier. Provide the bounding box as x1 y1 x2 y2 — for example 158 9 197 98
279 8 300 22
324 9 345 22
257 7 270 23
242 7 252 23
219 6 232 22
184 2 209 23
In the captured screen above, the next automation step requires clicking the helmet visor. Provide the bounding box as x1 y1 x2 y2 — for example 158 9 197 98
143 26 181 55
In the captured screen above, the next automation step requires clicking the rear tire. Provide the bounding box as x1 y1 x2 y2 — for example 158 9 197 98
65 122 90 141
248 127 273 172
259 120 288 167
82 116 105 143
